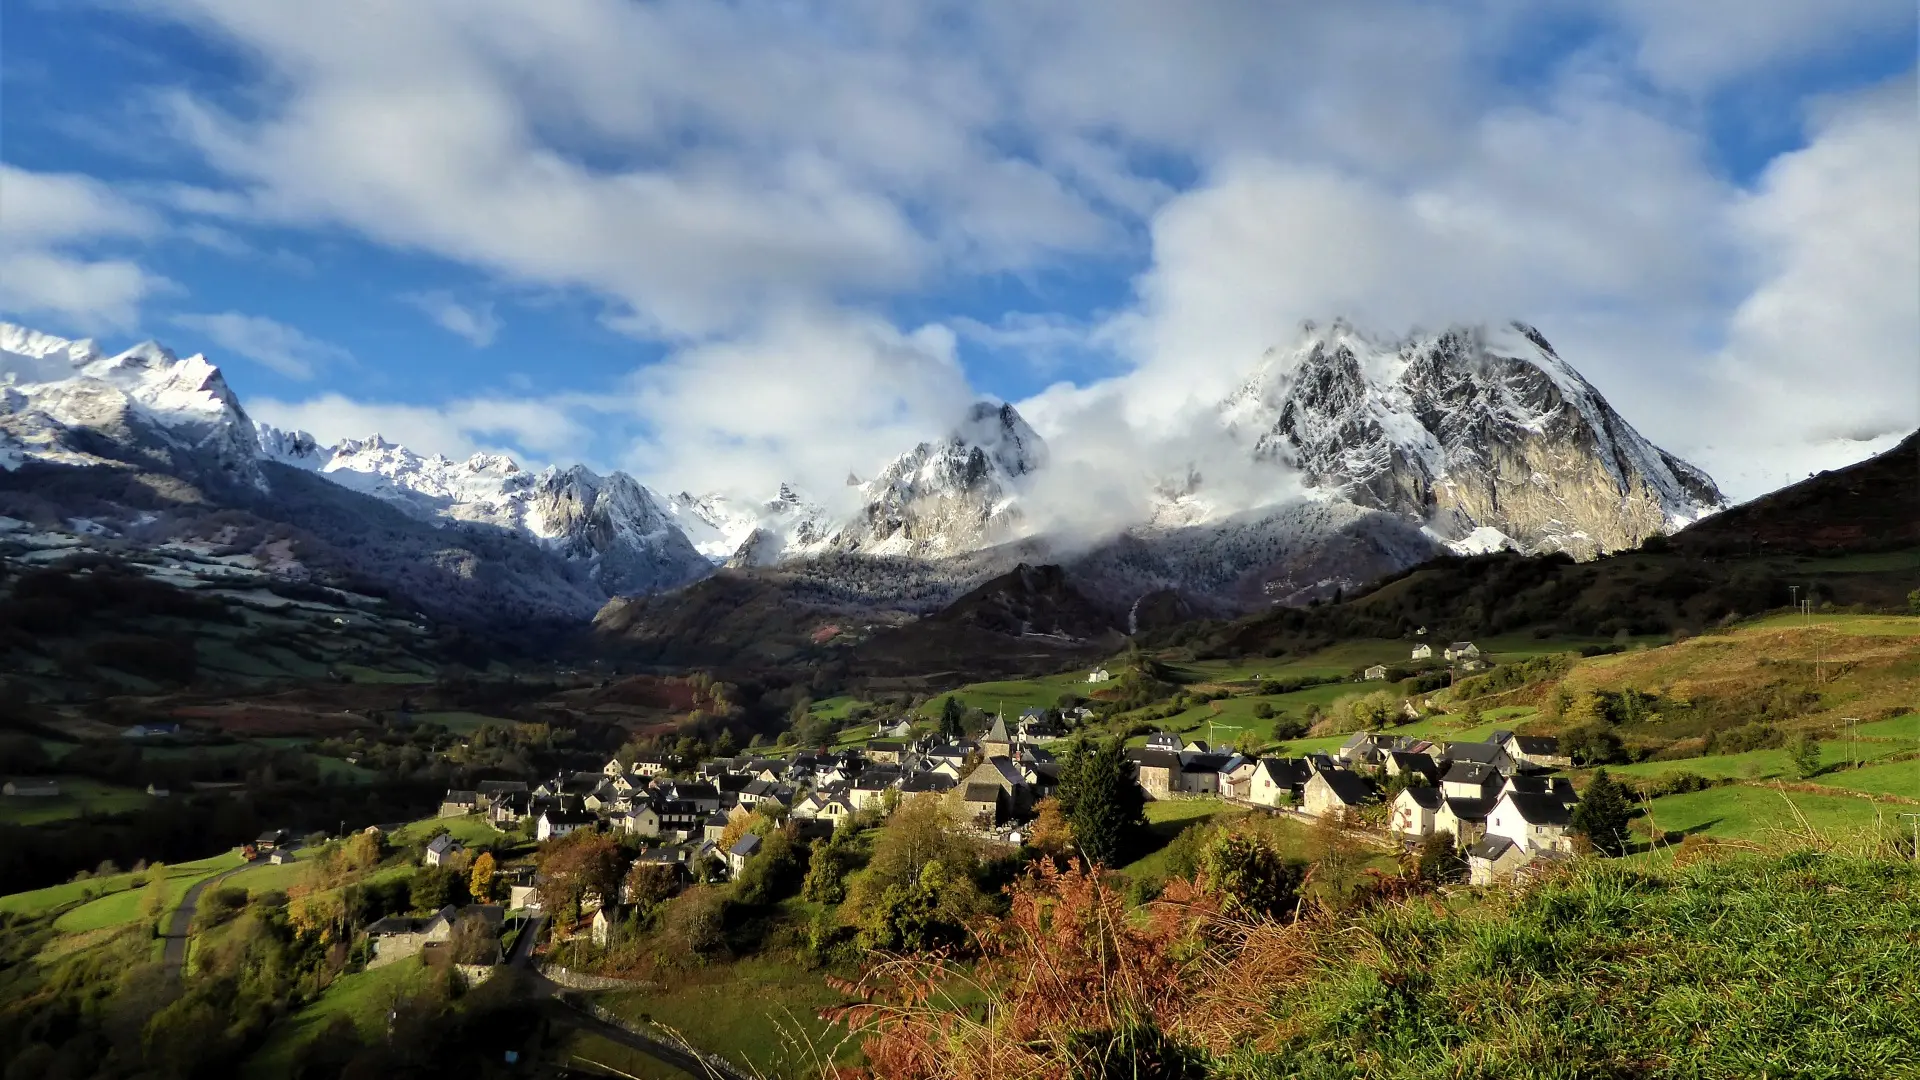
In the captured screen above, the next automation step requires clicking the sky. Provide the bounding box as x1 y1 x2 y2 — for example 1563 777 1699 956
1 0 1914 509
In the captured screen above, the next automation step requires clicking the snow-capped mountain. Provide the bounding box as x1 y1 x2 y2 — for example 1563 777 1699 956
1 323 264 490
668 485 832 566
260 424 711 596
830 401 1048 558
0 316 1732 638
1221 320 1725 557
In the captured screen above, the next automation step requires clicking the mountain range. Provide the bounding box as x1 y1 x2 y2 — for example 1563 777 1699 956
0 318 1727 640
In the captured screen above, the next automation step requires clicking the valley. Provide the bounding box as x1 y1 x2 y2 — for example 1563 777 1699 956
1 328 1915 1080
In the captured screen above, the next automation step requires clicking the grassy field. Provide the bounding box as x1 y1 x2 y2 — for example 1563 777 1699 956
916 673 1096 720
415 710 515 734
334 662 435 684
0 776 152 825
390 814 507 848
555 1031 701 1080
1118 798 1246 881
1855 713 1920 741
1606 738 1913 783
1809 759 1920 799
0 850 245 917
598 955 856 1076
1634 784 1894 849
243 959 440 1079
1742 613 1920 636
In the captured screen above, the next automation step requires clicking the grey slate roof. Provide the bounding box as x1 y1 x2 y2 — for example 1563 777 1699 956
1504 791 1574 826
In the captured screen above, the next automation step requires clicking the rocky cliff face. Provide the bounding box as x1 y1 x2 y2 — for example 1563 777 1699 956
830 401 1048 558
261 425 710 597
2 324 264 492
1221 320 1725 558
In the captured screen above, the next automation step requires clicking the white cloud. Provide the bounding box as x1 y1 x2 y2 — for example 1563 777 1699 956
249 391 589 464
621 305 972 503
1701 76 1920 497
402 290 501 347
0 165 171 331
171 311 349 380
1606 0 1917 90
108 1 1918 508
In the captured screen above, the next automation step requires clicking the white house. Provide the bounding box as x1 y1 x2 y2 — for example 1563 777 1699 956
1390 786 1443 839
1485 791 1575 854
1443 642 1481 662
423 833 464 867
1247 759 1307 808
1086 668 1112 684
537 809 592 841
1411 643 1433 660
1363 664 1389 681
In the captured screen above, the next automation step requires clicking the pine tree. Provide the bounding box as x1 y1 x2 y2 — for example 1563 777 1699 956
1057 739 1146 867
939 696 965 740
1571 769 1634 857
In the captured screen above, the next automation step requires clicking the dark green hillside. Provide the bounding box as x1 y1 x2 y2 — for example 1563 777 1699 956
1181 432 1920 659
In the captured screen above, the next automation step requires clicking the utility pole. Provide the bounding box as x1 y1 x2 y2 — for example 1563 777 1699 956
1842 717 1859 769
1789 585 1800 618
1900 813 1920 863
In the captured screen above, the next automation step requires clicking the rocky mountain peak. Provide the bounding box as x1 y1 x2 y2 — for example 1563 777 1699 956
1222 319 1725 557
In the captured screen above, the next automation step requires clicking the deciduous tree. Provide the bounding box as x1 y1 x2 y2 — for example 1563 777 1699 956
467 851 497 904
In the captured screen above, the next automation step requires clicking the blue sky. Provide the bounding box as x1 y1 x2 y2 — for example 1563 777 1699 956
1 0 1914 502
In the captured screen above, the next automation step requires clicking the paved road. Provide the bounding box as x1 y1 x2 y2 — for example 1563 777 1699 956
506 912 548 969
160 864 246 977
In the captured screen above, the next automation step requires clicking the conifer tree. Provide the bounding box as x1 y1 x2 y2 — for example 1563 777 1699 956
1057 738 1146 867
1571 769 1633 856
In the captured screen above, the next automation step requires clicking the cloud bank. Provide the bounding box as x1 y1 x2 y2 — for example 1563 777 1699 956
2 0 1913 507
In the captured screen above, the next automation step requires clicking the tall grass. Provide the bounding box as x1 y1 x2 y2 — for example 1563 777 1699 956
828 829 1920 1079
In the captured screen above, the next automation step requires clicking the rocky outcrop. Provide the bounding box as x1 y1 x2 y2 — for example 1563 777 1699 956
1222 320 1725 558
829 401 1047 558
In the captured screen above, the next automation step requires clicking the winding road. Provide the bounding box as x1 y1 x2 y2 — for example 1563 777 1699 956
161 864 247 978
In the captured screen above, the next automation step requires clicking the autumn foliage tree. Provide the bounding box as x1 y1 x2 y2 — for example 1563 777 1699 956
467 851 497 904
535 829 626 921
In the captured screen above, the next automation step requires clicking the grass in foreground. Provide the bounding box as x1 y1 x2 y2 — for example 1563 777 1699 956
1221 850 1920 1078
597 955 856 1076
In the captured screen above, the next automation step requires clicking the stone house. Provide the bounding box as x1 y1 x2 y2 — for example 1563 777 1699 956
1497 732 1573 769
1302 769 1374 819
866 740 905 765
1128 748 1179 799
439 790 481 817
366 906 457 968
1440 761 1502 801
1443 642 1481 662
725 833 762 875
1466 835 1530 885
